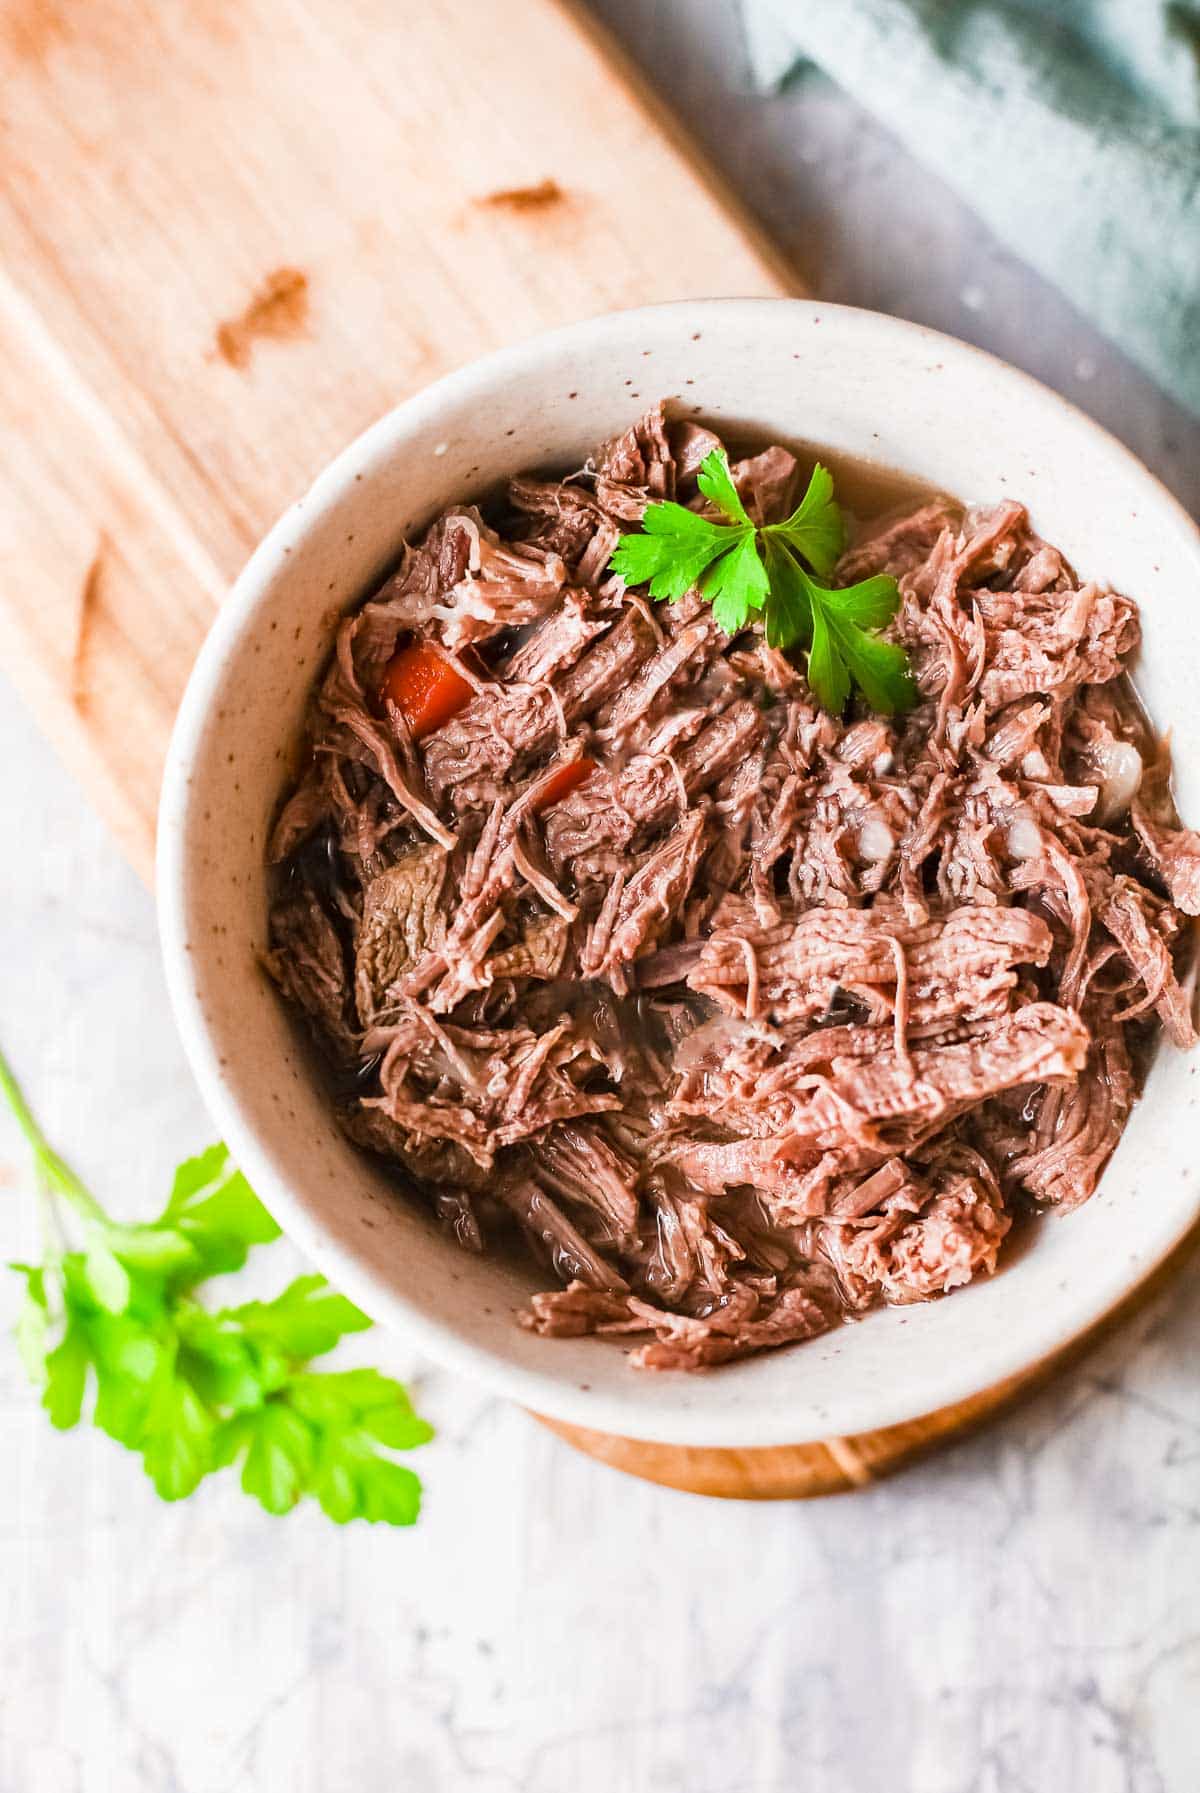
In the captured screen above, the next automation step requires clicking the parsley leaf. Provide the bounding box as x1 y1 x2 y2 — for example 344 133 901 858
294 1369 429 1525
703 531 770 633
287 1367 434 1448
227 1274 372 1360
821 572 906 630
140 1361 217 1501
807 599 850 716
90 1316 164 1447
2 1044 431 1528
43 1323 89 1430
695 448 753 526
10 1263 49 1382
774 461 844 578
761 536 813 652
82 1243 133 1313
607 500 735 602
229 1403 315 1515
175 1308 267 1411
763 551 917 716
826 618 918 716
608 444 918 718
163 1144 281 1279
211 1368 431 1524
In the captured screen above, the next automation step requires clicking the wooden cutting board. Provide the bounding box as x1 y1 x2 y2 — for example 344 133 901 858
0 0 1169 1499
0 0 794 877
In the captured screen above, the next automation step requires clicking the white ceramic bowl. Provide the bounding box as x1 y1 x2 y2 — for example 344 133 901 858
158 299 1200 1448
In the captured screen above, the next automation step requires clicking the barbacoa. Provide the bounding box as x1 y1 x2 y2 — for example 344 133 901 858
266 404 1198 1371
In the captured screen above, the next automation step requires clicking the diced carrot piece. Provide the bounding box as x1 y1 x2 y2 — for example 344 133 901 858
380 642 473 739
533 757 595 812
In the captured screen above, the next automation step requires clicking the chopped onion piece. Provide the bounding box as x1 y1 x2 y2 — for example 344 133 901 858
1005 814 1044 862
1089 740 1143 824
856 816 897 863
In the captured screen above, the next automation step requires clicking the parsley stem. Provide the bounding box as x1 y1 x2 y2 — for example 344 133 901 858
0 1042 106 1225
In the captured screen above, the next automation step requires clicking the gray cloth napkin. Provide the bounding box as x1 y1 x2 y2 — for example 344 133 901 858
740 0 1200 416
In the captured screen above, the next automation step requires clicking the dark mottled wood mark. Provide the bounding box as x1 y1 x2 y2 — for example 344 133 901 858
1 0 68 62
476 178 565 214
215 267 310 369
72 540 104 709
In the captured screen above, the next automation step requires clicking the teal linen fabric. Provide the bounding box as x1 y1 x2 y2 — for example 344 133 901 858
740 0 1200 415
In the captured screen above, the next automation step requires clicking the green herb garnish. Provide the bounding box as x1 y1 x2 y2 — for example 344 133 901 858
3 1046 431 1525
608 448 918 716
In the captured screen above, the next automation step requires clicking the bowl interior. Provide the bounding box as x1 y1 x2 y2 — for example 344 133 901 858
159 300 1200 1447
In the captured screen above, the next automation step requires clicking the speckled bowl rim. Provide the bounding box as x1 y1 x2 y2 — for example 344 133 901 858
158 298 1200 1449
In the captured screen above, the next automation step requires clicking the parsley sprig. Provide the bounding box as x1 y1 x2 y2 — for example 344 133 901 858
3 1046 431 1525
608 448 918 716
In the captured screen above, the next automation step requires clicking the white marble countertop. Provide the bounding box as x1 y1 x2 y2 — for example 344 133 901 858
3 4 1199 1787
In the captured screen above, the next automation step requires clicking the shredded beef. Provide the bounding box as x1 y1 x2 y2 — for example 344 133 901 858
354 846 446 1023
267 401 1197 1372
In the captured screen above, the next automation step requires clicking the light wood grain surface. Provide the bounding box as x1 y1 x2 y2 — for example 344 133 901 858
0 0 793 879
